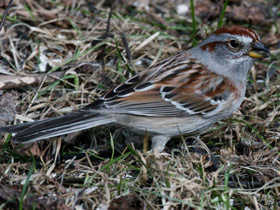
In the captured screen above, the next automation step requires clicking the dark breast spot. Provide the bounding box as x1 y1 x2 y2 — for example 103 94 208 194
212 91 230 102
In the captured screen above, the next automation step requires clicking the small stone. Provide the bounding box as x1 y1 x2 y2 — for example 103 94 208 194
176 4 189 15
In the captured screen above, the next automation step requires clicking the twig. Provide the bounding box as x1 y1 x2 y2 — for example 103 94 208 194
0 0 13 31
106 3 113 35
121 32 132 63
0 72 64 90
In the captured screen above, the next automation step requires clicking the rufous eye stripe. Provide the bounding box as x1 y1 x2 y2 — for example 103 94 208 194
200 41 224 52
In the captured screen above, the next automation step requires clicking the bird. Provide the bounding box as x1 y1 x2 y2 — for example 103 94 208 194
0 25 271 151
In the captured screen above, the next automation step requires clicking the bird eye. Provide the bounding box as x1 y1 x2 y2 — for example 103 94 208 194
230 40 239 47
228 39 240 50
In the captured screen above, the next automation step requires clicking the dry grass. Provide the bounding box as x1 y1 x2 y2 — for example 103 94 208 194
0 0 279 209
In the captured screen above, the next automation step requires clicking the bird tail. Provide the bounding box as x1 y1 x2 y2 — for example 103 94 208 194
0 111 114 144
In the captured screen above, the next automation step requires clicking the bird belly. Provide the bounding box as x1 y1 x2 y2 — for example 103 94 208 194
114 114 214 137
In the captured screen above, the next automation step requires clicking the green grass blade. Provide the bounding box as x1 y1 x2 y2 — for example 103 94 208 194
190 0 198 46
19 159 35 210
23 3 36 21
217 0 229 28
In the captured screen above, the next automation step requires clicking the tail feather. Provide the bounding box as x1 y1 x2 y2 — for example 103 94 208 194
0 111 114 144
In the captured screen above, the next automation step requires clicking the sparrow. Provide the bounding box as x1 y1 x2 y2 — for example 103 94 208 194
0 25 271 151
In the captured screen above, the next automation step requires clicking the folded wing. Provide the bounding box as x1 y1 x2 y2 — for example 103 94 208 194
97 53 237 118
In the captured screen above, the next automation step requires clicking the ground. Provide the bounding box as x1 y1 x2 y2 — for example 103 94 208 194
0 0 279 209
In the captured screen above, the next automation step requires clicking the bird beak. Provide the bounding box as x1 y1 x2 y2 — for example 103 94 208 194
248 42 271 58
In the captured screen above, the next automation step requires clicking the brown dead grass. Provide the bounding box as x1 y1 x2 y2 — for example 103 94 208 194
0 0 279 209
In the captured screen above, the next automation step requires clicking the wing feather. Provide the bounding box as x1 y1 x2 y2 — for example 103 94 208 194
98 53 238 117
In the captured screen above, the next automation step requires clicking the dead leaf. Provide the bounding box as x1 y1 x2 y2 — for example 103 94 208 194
195 0 273 26
109 193 145 210
0 72 64 90
0 91 18 126
0 183 20 201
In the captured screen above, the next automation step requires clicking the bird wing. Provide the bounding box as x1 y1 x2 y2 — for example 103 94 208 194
89 53 238 117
